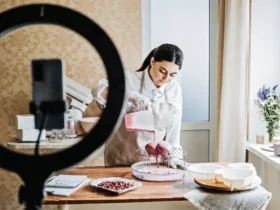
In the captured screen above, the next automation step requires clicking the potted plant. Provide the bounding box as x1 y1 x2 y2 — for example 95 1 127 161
255 85 280 143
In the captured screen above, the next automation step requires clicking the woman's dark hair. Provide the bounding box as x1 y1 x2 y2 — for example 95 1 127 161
136 43 184 72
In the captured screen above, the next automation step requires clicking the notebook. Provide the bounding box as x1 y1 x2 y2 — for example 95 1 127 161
44 177 91 196
45 174 87 188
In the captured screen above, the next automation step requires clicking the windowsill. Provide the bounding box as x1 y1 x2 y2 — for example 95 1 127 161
246 142 280 171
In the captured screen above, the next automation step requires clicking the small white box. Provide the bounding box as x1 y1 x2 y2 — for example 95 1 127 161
16 114 35 129
17 129 46 142
222 167 254 191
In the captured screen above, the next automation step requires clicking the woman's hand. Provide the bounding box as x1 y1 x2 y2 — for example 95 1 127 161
127 91 152 113
169 159 190 170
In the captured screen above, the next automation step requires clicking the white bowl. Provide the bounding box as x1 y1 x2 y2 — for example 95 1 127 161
227 162 255 170
90 177 142 194
222 167 254 191
227 163 256 177
80 117 100 133
187 163 224 180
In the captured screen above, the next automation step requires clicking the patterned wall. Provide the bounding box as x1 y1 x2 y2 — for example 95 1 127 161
0 0 141 209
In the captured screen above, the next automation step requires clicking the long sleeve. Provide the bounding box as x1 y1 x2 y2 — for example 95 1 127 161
166 85 183 158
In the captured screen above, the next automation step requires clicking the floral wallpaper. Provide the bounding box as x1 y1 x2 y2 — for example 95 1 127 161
0 0 141 209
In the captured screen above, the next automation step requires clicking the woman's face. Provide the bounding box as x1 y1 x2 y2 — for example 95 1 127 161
149 57 180 88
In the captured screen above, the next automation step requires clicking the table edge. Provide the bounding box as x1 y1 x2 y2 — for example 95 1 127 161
43 197 186 205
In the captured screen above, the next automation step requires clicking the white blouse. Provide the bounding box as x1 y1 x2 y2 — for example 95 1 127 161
124 69 183 149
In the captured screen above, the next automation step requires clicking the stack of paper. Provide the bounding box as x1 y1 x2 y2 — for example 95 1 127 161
44 175 91 196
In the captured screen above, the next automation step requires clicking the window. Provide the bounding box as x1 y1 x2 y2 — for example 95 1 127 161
142 0 217 162
144 0 210 122
249 0 280 141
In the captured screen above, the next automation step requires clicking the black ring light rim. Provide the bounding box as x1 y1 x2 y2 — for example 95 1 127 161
0 4 125 174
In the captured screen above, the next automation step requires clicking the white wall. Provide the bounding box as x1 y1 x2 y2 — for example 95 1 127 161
249 0 280 142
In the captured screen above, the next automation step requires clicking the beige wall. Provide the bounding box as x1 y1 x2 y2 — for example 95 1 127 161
0 0 141 209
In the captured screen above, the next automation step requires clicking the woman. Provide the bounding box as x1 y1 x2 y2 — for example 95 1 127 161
102 43 184 167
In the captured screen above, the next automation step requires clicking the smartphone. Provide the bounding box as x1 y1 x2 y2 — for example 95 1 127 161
31 59 67 130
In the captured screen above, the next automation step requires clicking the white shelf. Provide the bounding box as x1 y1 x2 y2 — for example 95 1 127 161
246 143 280 171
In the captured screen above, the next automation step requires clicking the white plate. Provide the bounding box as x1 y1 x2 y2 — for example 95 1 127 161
90 177 142 194
261 145 274 152
187 163 224 179
195 175 262 192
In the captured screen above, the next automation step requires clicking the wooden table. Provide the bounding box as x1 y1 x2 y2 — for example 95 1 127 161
43 166 201 210
44 166 197 206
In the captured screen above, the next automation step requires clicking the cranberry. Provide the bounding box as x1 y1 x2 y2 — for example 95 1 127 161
97 181 134 191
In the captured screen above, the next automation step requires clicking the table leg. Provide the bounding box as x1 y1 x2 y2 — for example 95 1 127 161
58 204 69 210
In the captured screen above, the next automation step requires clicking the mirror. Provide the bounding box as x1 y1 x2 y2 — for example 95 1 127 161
0 24 109 164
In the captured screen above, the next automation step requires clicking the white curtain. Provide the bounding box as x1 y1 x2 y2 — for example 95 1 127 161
217 0 251 162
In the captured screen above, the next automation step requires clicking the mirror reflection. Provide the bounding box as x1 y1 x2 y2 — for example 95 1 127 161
0 25 108 162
